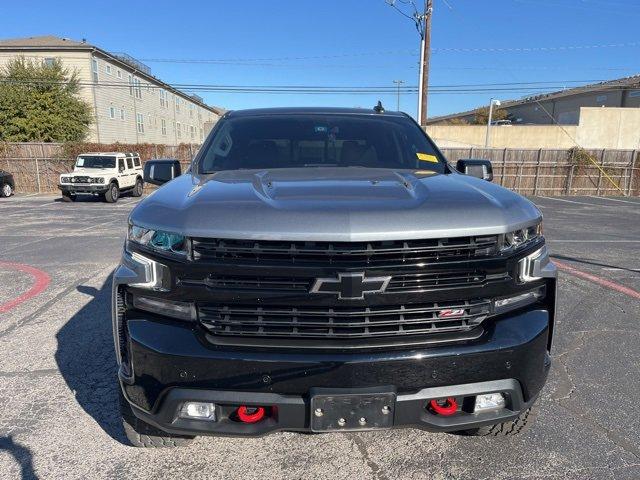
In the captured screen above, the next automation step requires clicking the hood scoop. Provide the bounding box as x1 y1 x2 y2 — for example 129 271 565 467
252 168 425 204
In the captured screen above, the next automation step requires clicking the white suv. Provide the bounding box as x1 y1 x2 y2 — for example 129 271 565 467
58 152 144 203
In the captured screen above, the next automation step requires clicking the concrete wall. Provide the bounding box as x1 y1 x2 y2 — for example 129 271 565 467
426 125 579 149
426 107 640 150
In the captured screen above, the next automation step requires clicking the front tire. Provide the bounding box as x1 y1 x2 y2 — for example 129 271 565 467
452 404 539 437
132 178 143 197
61 192 76 202
104 182 119 203
1 183 13 197
119 389 194 448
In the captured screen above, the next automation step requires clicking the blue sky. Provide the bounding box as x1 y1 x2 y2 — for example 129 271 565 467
2 0 640 118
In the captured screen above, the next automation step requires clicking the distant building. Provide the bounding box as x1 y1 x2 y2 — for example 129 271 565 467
0 36 224 144
427 75 640 126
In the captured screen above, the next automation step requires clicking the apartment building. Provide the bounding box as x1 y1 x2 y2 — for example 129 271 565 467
0 36 223 144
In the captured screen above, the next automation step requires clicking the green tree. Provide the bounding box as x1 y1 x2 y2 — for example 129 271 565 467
0 57 93 142
472 106 510 125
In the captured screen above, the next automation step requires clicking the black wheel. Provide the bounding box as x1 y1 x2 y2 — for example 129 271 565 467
61 192 76 202
119 389 194 448
1 183 13 197
451 404 539 437
105 182 119 203
132 178 143 197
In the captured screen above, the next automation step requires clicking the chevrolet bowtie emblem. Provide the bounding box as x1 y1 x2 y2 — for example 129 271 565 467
310 272 392 300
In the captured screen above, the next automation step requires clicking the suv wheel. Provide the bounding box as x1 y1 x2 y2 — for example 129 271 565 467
1 183 12 197
119 389 194 448
132 178 143 197
451 404 539 437
61 192 76 202
105 182 119 203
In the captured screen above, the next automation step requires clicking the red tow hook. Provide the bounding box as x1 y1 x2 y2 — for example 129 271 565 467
237 406 266 423
429 397 458 416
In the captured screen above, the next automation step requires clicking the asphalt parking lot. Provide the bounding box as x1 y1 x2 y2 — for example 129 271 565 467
1 193 639 480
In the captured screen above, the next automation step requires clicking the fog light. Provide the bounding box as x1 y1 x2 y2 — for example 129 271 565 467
474 393 505 413
179 402 216 420
133 295 195 321
494 287 544 314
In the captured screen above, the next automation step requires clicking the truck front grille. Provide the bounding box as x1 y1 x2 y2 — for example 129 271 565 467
180 269 489 294
191 235 499 265
198 299 491 340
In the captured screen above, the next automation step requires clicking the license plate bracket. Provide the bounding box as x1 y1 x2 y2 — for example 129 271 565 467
310 390 396 432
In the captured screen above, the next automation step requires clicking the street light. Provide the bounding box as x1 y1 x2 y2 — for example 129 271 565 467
485 98 501 148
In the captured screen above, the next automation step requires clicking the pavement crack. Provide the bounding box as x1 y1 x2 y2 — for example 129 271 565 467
350 434 389 480
555 402 640 461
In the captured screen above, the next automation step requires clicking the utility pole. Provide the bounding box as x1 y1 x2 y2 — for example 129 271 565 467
418 0 432 126
485 98 501 147
386 0 433 125
392 80 405 111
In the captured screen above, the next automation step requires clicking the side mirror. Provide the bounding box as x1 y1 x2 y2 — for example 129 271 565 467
143 159 182 186
456 159 493 182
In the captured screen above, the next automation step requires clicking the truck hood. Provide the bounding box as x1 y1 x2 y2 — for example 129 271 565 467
130 168 542 241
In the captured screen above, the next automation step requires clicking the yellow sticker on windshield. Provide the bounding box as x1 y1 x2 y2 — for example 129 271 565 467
417 153 438 163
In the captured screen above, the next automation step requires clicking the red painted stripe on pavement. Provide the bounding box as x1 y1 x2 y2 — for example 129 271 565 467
553 260 640 300
0 262 51 313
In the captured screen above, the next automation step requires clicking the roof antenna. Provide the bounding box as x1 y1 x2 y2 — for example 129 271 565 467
373 101 385 113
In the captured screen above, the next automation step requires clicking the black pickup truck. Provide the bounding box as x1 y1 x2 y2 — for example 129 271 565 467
112 107 556 447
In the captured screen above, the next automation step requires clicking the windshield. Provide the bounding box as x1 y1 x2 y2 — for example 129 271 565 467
76 156 116 169
199 114 447 173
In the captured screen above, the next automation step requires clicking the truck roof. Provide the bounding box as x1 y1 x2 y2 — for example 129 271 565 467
225 107 406 118
77 152 140 157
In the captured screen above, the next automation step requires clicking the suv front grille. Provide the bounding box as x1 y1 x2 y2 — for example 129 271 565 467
191 236 499 265
72 176 90 183
198 299 491 340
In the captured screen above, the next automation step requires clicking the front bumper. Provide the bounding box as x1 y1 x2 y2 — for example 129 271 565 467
113 244 556 436
118 306 551 436
58 184 108 194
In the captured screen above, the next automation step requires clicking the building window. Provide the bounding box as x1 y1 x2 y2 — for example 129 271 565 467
189 104 194 118
190 125 195 139
176 122 181 138
175 97 181 113
106 64 112 75
136 113 144 133
109 106 115 119
134 78 142 99
128 74 133 96
200 127 204 141
160 90 167 108
161 118 167 135
92 59 98 82
120 107 125 120
44 57 55 67
117 69 122 79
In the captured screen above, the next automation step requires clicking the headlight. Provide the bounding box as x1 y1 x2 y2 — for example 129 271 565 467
61 176 71 183
501 222 542 252
128 223 188 256
92 177 105 184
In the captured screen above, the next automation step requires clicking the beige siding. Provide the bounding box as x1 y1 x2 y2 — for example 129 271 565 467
91 54 219 145
0 49 220 145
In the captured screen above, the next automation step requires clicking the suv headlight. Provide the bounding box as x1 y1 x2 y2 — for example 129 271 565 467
501 222 542 252
61 176 71 183
128 223 188 256
91 177 105 184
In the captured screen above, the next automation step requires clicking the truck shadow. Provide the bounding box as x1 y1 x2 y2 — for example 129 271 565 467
0 435 38 480
54 273 129 445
